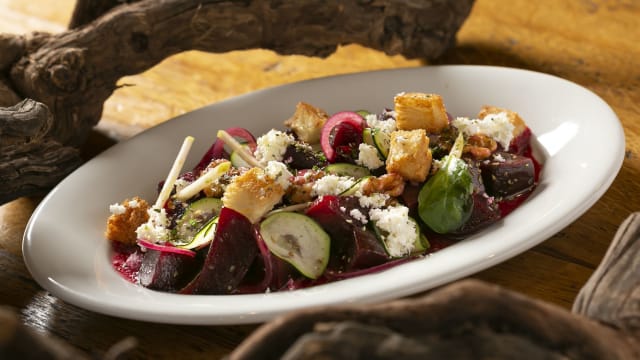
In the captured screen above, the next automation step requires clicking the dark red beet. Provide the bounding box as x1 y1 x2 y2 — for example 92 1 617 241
179 207 258 295
306 196 389 272
508 127 532 155
452 161 501 236
138 249 200 292
282 143 328 170
111 243 144 283
481 152 535 199
236 227 297 294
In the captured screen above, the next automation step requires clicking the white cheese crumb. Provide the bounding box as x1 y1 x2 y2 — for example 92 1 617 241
452 112 515 149
311 174 355 196
349 208 368 224
173 178 191 193
365 114 397 134
356 143 385 170
127 199 140 208
109 203 126 215
356 192 389 208
135 207 172 243
440 155 469 176
254 129 295 164
493 153 505 162
264 161 293 190
369 205 416 257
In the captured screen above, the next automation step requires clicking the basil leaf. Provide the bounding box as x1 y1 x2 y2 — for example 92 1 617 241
418 133 474 234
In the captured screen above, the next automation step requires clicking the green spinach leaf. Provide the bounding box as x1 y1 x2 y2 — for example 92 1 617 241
418 133 473 234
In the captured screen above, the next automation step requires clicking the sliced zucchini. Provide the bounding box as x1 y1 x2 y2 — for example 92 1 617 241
259 212 330 279
362 128 375 147
371 128 391 159
339 176 372 196
177 216 219 250
325 163 371 179
173 198 223 245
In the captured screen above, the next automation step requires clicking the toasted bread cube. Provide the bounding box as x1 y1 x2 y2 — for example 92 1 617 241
394 92 449 133
105 197 150 244
478 105 527 138
222 167 285 223
283 102 329 144
386 129 432 183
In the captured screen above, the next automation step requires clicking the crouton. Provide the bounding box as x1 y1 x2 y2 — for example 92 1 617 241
284 102 329 144
477 105 527 139
222 167 286 223
386 129 432 183
105 197 149 244
394 92 449 133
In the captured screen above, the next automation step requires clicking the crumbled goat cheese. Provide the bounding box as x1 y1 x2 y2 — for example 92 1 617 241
441 154 469 175
312 175 355 196
357 192 389 208
264 161 293 190
365 114 397 134
493 153 505 162
173 178 191 193
356 143 385 170
350 208 368 224
368 205 416 257
127 199 140 208
452 112 515 149
254 129 295 164
109 203 126 215
136 207 172 243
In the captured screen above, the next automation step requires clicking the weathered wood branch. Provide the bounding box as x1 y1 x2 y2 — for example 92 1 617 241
229 212 640 360
573 212 640 335
69 0 141 29
0 0 474 205
0 100 81 203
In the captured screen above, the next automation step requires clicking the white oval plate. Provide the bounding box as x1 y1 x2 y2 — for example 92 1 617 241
23 66 624 325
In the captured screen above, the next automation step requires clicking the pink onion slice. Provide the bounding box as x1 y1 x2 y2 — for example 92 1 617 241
320 111 365 162
137 239 197 258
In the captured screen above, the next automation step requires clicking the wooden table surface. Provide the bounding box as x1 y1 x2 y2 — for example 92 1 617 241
1 0 638 358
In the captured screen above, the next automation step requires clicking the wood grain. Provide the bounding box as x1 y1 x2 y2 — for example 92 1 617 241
1 0 639 358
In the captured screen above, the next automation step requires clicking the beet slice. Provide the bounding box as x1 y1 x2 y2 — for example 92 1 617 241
236 227 297 294
508 126 532 155
451 160 501 236
282 143 328 170
306 196 389 272
139 249 200 292
481 152 535 199
179 207 258 294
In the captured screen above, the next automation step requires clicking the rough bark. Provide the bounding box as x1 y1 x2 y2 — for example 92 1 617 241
0 100 81 203
228 212 640 360
0 0 475 205
573 212 640 336
68 0 140 29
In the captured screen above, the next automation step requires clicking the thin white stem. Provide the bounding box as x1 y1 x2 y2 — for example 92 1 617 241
155 136 194 208
217 129 263 168
174 161 231 201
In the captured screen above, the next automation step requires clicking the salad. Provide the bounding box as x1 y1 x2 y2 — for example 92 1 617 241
105 92 541 295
